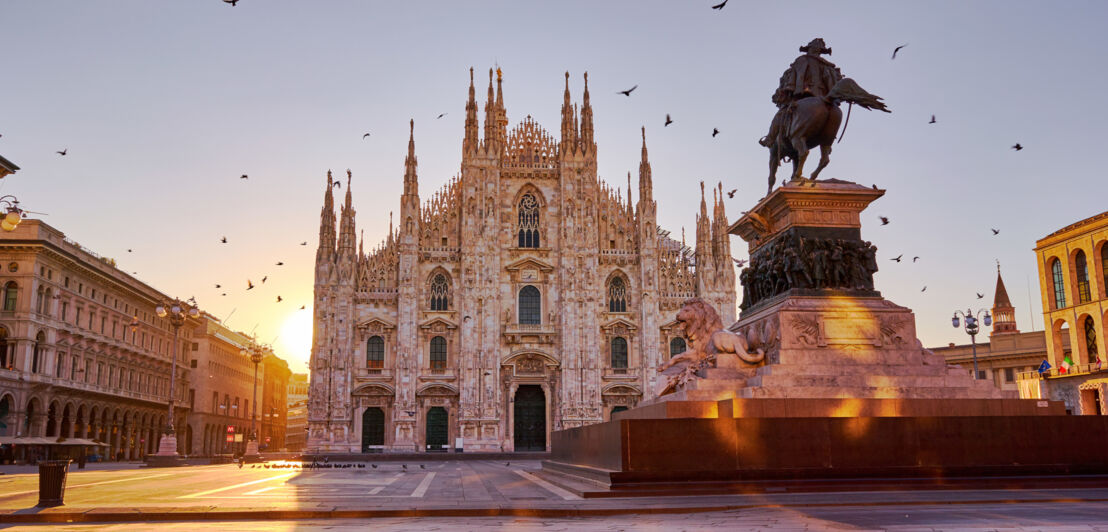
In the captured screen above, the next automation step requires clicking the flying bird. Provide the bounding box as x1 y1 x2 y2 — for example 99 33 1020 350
726 189 736 199
223 0 238 5
222 293 227 296
332 181 342 189
664 114 673 127
1012 143 1023 151
276 296 283 303
617 85 637 97
732 257 747 267
879 216 890 225
711 0 728 9
419 464 426 469
220 236 227 243
891 254 903 263
929 115 936 124
892 43 907 59
262 276 268 283
712 128 720 138
299 305 306 310
436 113 447 119
920 286 927 292
276 261 284 266
362 133 371 139
240 174 248 179
463 315 472 322
300 241 308 246
127 249 132 253
56 148 67 156
247 280 255 290
991 228 1000 235
913 256 920 263
215 284 221 288
976 293 984 299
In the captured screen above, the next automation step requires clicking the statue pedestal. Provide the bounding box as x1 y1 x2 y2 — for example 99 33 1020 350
242 440 263 463
145 433 186 467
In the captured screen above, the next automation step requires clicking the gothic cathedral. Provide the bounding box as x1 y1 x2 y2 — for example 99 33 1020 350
308 69 736 453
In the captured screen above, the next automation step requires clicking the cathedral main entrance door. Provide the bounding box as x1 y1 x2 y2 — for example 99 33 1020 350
425 407 448 452
361 407 384 453
513 385 546 452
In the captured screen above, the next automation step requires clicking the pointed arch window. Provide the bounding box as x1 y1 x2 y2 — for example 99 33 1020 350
611 337 628 369
517 193 540 248
670 337 686 358
518 286 541 325
608 277 627 313
1075 250 1091 304
366 336 384 369
1051 258 1066 309
2 282 16 311
429 336 447 371
430 274 450 311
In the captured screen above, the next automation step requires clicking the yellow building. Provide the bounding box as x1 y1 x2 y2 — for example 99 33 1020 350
1018 210 1108 414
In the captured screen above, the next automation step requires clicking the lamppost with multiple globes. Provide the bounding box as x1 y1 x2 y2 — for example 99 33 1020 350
0 196 25 232
150 298 200 464
241 338 268 463
951 307 992 379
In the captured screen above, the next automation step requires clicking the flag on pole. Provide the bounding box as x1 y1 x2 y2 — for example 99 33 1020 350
1037 360 1051 375
1060 355 1074 374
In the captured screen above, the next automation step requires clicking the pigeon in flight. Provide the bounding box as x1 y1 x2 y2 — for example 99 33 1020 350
300 241 308 246
56 148 67 156
362 133 371 139
664 114 673 127
223 0 238 5
617 85 637 97
920 286 927 292
276 295 282 303
220 236 227 244
892 43 907 59
332 181 342 189
879 216 890 225
891 254 903 263
299 305 306 310
262 276 268 283
977 292 984 299
240 174 248 179
436 113 447 119
726 189 736 199
1012 143 1023 151
913 256 920 263
276 261 284 266
215 284 221 289
732 257 747 267
712 128 720 138
247 280 255 290
711 0 728 9
127 249 132 253
991 228 1000 235
929 115 936 124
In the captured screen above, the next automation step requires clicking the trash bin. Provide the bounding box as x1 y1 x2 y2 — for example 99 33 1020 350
37 460 71 507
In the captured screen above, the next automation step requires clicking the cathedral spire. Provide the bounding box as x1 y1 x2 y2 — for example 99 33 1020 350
404 119 418 195
316 170 337 264
464 67 479 154
495 67 508 147
338 169 357 256
580 72 594 150
560 72 577 152
638 126 653 201
483 68 496 150
626 172 633 215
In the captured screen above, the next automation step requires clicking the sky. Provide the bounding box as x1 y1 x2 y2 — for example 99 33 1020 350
2 1 1107 374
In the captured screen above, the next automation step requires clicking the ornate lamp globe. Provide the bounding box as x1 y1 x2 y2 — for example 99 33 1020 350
170 304 182 315
984 312 992 326
188 307 200 319
155 305 167 318
951 314 960 328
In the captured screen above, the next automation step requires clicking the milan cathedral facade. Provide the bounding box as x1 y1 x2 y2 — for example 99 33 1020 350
308 69 736 453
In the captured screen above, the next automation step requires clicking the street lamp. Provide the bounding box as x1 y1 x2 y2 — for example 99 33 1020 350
150 298 200 464
240 338 268 463
951 307 992 379
0 196 24 232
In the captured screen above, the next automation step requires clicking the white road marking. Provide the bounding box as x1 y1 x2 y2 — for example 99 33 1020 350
409 472 435 497
370 486 384 495
179 472 297 499
243 485 278 495
0 473 173 499
514 469 581 500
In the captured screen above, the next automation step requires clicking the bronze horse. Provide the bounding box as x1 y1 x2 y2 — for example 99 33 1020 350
764 78 889 196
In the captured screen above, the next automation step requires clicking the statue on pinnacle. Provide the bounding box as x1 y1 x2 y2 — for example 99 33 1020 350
760 38 891 197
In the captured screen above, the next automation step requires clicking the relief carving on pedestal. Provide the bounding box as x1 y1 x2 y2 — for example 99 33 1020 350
878 314 909 347
789 314 821 346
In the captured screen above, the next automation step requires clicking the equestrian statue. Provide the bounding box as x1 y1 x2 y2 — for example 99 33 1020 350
760 38 891 197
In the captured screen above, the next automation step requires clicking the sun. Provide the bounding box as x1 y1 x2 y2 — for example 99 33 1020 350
277 307 313 372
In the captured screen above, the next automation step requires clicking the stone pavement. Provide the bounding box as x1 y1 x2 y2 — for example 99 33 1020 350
1 460 1107 526
3 503 1108 531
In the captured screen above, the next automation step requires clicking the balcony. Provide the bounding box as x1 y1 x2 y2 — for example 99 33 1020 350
1018 362 1106 381
502 323 556 344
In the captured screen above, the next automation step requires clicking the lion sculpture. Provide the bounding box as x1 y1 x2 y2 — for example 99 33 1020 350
657 298 765 374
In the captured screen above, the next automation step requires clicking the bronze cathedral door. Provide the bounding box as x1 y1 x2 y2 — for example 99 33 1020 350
513 385 546 452
361 407 384 452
